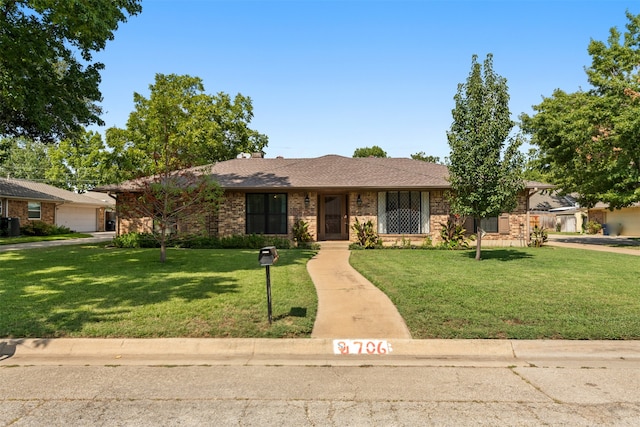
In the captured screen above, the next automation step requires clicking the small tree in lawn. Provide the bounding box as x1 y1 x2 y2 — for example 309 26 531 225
118 167 221 263
446 54 524 260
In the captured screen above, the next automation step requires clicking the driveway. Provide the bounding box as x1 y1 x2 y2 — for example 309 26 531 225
546 233 640 255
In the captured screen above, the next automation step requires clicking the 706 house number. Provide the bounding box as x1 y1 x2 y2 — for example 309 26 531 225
333 339 393 355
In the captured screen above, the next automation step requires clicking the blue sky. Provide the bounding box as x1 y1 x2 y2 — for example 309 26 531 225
94 0 638 160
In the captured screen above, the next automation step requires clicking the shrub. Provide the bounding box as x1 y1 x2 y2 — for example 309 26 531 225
292 219 313 245
529 225 548 247
112 232 159 248
438 216 474 249
113 232 296 250
586 220 602 235
351 217 382 249
20 221 73 236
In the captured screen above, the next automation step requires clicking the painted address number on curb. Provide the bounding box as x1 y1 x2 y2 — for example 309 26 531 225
333 339 393 355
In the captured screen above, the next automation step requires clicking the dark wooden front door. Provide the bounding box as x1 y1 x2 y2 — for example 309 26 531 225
322 195 348 240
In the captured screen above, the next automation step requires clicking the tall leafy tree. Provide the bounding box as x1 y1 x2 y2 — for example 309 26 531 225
107 73 268 181
106 74 265 262
0 0 141 144
521 11 640 209
0 138 51 181
353 146 388 158
47 130 111 192
447 54 524 261
0 138 11 165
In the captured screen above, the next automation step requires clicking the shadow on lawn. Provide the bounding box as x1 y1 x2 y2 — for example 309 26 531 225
0 247 316 338
462 248 534 261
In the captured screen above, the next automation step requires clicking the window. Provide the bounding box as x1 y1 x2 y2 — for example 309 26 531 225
378 191 429 234
246 193 287 234
472 214 510 234
480 217 498 233
28 202 41 220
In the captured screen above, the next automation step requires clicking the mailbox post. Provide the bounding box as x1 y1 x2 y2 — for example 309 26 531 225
258 246 279 324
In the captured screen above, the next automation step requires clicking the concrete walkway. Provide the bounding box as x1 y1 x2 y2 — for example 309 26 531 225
308 241 412 339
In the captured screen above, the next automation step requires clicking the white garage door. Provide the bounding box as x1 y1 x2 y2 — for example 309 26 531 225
56 206 98 232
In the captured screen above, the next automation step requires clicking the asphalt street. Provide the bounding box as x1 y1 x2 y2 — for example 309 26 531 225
2 339 640 426
2 362 640 426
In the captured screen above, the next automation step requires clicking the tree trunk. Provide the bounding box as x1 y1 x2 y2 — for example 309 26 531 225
160 229 167 263
160 242 166 263
475 218 482 261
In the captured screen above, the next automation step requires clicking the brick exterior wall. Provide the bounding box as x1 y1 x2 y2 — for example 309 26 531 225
587 210 606 234
346 190 529 247
115 188 531 246
216 191 246 236
288 191 317 241
7 200 56 227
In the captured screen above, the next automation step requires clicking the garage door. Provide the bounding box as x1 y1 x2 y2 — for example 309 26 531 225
606 208 640 236
56 206 98 232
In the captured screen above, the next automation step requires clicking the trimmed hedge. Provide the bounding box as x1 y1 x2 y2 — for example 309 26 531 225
112 232 293 250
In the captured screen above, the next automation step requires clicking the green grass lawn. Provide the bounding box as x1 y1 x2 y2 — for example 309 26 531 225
3 243 639 340
0 245 317 338
350 247 640 339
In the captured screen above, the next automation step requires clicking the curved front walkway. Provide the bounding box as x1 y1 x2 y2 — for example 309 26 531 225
307 241 412 339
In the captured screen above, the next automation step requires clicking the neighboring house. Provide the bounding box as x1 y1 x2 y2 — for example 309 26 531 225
529 191 586 233
588 202 640 236
99 154 553 246
0 178 115 233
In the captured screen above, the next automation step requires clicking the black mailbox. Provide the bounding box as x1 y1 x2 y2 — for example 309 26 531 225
258 246 279 266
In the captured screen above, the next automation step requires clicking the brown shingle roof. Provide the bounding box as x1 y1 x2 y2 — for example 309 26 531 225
0 178 114 206
98 154 551 192
209 155 450 190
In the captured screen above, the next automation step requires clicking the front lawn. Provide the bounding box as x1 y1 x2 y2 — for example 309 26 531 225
0 233 93 245
350 247 640 339
3 244 639 340
0 245 317 338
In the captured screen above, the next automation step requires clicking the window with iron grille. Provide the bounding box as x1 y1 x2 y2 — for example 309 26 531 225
377 191 429 234
246 193 287 234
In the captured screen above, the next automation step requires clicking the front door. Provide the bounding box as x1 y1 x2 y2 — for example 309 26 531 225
322 195 348 240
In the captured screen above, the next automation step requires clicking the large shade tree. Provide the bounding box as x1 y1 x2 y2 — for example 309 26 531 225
0 0 141 143
106 74 269 262
47 130 111 192
447 54 524 260
521 11 640 209
0 137 51 181
107 73 268 181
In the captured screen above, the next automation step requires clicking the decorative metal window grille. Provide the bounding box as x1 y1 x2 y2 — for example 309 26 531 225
378 191 429 234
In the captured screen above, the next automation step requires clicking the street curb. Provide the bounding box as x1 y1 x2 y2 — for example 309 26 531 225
3 338 640 367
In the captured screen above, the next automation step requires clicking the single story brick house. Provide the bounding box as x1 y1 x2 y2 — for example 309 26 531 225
100 154 552 246
0 178 116 233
